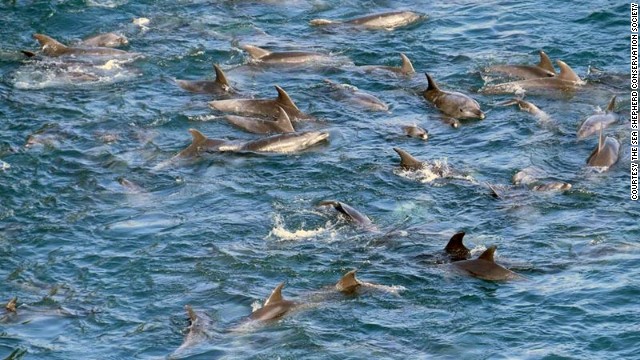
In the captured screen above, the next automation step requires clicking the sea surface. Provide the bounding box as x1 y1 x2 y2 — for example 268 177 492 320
0 1 637 359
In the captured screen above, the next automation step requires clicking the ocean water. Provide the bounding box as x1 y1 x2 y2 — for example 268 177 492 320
0 1 637 359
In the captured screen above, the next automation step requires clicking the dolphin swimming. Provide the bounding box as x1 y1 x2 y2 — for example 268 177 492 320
209 85 312 121
249 283 298 321
318 200 375 230
485 51 555 80
173 305 213 354
324 79 388 111
423 73 485 120
402 125 428 140
445 232 472 261
360 53 415 75
176 64 234 95
481 60 584 95
577 96 618 139
32 33 131 57
310 11 424 30
223 106 295 134
451 245 521 281
586 128 620 170
498 97 550 122
393 147 426 171
242 44 331 64
81 33 129 48
530 182 572 192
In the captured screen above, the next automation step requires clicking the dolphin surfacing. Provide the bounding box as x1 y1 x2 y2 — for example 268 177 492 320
310 11 424 30
577 96 618 139
242 44 331 64
360 53 415 75
249 283 298 321
223 106 295 134
324 80 388 111
485 51 556 80
176 64 234 95
423 73 485 120
318 200 375 230
452 245 521 281
81 33 129 48
586 128 620 170
33 33 130 57
481 60 584 95
209 85 312 121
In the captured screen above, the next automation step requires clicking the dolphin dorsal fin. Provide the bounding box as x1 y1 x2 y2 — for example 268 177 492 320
537 51 555 74
597 124 605 153
5 297 17 313
33 34 68 55
188 129 207 146
336 270 360 292
275 106 295 132
243 44 270 59
606 95 616 112
264 282 285 307
213 64 229 87
184 305 197 322
393 147 423 170
556 60 581 82
424 73 440 92
445 232 467 253
478 246 497 262
275 86 300 111
400 53 415 74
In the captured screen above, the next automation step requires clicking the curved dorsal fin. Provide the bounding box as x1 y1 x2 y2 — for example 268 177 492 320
556 60 581 82
33 34 68 55
242 44 270 59
189 128 207 146
213 64 229 87
424 73 440 92
445 232 467 253
264 282 285 307
393 147 423 170
400 53 415 74
274 106 295 132
184 305 197 322
5 297 17 312
478 245 497 262
537 51 555 74
275 86 300 111
336 270 360 293
606 95 616 112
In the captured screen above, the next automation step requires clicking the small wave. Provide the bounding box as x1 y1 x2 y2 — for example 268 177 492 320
267 214 335 241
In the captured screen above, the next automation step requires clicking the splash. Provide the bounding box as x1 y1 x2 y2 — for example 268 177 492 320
267 214 335 241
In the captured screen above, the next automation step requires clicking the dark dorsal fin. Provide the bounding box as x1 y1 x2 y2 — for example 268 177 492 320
556 60 581 82
274 106 295 132
424 73 440 92
486 183 501 199
189 128 207 147
393 147 423 170
445 232 468 253
606 95 616 112
335 270 361 293
213 64 229 87
400 53 415 74
275 86 300 111
242 44 270 59
33 34 68 55
537 51 555 74
264 282 285 307
478 245 497 262
5 297 17 312
21 50 37 58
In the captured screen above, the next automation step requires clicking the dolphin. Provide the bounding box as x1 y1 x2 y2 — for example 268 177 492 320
481 60 584 95
32 34 130 57
209 85 312 121
498 97 550 121
174 305 213 354
223 106 295 134
577 96 618 139
5 297 17 313
242 44 331 64
310 11 424 30
335 270 362 294
445 232 471 261
81 33 129 48
451 245 521 281
485 51 555 80
117 177 146 193
402 125 428 140
360 53 415 75
249 283 298 321
176 64 234 95
531 182 572 192
318 200 375 230
393 147 425 171
423 73 485 120
324 80 388 111
586 128 620 169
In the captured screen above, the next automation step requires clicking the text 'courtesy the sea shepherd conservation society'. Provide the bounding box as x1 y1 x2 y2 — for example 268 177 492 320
631 3 639 200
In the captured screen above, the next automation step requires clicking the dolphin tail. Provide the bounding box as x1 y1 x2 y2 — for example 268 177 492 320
213 64 230 87
444 232 468 254
263 282 285 307
274 106 295 132
478 245 497 262
309 18 336 26
606 95 616 112
424 73 440 92
393 147 424 170
242 44 270 59
556 60 581 82
336 270 360 293
275 85 301 112
399 53 415 74
537 51 555 74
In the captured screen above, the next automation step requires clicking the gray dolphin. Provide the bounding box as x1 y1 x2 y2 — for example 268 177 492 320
498 97 550 121
485 51 555 80
445 232 471 261
335 270 362 294
360 53 415 75
176 64 234 95
209 85 312 121
249 283 298 321
481 60 584 95
402 125 428 140
423 73 485 120
81 33 129 48
310 11 424 30
223 106 295 134
452 245 521 281
586 128 620 169
393 147 425 171
33 34 129 57
577 96 618 139
117 177 146 193
318 200 375 230
242 44 331 64
531 182 572 192
324 80 388 111
174 305 212 354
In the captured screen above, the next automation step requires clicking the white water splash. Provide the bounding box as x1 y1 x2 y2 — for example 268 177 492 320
267 214 336 241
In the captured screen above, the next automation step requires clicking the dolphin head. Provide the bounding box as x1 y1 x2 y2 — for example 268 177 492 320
457 99 485 119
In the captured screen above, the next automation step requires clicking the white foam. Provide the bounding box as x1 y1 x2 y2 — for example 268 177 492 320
267 214 335 241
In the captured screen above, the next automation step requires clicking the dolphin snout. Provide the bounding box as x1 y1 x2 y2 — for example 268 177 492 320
477 111 485 120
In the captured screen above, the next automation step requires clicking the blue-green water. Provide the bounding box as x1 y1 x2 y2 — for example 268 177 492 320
0 1 638 359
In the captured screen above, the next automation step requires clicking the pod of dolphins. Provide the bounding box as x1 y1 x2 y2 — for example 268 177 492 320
8 6 625 356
